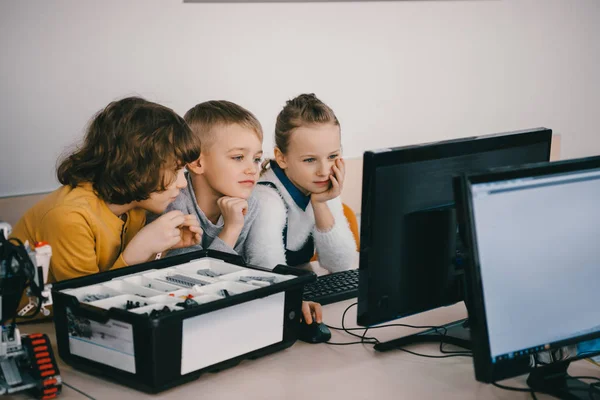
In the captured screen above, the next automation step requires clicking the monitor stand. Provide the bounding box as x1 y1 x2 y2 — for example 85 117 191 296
373 318 471 352
527 362 599 399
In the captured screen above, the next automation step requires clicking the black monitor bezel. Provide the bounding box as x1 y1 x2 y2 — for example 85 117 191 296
357 127 553 327
457 155 600 383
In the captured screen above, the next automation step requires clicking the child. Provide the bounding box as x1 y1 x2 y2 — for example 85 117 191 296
164 100 322 324
10 97 202 283
164 100 264 257
248 93 356 273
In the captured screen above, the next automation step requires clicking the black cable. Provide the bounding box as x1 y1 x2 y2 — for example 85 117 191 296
327 322 446 332
324 302 378 345
492 382 538 400
326 340 376 346
397 347 473 359
564 376 600 400
362 327 374 344
325 302 473 359
493 377 600 399
340 303 365 341
568 376 600 382
63 381 97 400
439 341 472 355
341 303 378 343
592 381 600 396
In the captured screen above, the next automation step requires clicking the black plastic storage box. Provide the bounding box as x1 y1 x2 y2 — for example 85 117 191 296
51 250 315 393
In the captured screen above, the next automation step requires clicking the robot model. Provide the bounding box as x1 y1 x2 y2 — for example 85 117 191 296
0 221 61 399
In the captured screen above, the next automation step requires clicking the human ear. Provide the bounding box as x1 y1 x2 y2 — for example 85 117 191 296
187 156 204 175
274 147 287 169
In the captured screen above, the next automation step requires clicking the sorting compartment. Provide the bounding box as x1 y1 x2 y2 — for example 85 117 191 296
221 269 295 287
63 284 121 303
143 269 218 288
123 275 180 293
195 281 257 298
88 294 150 311
146 294 182 305
161 289 224 305
103 280 163 298
175 258 245 277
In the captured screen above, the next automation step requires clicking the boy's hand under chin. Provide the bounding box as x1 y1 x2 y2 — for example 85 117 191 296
216 196 248 248
310 158 345 204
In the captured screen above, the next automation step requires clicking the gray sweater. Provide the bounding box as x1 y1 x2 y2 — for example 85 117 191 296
163 172 259 260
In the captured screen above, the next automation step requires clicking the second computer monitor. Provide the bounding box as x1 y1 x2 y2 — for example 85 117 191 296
357 128 552 327
457 156 600 397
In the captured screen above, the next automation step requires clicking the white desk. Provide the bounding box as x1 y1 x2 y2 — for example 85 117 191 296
9 299 599 400
8 261 600 399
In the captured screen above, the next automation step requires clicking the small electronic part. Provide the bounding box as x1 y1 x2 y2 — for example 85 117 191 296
196 269 219 278
81 293 111 303
124 300 147 310
148 306 173 318
238 276 277 284
165 274 210 288
246 280 270 288
175 298 199 309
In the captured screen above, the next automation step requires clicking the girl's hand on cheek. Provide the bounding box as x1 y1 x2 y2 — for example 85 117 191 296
310 158 345 204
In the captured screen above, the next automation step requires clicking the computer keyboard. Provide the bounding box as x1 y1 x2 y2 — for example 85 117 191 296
302 269 359 305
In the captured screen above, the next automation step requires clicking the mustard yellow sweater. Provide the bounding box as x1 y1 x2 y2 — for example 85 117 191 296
11 183 146 283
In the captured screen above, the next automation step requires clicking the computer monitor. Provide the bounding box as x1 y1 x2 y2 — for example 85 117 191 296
456 156 600 399
357 128 553 351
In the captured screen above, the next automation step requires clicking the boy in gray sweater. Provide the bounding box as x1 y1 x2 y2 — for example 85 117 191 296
166 101 262 259
164 100 322 324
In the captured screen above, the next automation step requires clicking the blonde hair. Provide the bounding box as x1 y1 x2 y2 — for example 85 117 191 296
261 93 339 173
183 100 263 152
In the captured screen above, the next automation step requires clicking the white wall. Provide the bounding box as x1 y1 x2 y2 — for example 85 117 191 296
1 0 599 197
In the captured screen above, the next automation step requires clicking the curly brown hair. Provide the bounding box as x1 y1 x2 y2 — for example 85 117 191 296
57 97 200 204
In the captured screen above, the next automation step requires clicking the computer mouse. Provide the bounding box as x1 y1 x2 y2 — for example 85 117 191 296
297 321 332 344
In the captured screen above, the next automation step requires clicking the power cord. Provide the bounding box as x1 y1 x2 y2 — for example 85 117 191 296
325 302 472 358
63 381 97 400
565 376 600 399
491 382 538 400
493 377 600 400
324 303 599 399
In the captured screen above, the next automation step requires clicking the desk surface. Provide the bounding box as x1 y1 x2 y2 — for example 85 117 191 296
8 264 599 400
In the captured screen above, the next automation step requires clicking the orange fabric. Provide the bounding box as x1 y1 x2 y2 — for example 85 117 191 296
311 203 360 261
343 203 360 252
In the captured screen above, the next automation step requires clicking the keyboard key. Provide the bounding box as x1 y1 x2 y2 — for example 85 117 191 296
302 269 359 305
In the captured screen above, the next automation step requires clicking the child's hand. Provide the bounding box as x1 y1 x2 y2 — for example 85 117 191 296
310 158 345 204
217 196 248 231
123 211 199 265
170 214 203 250
301 301 323 325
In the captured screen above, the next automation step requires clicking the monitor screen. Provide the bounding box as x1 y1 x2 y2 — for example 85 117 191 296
357 128 552 327
459 156 600 387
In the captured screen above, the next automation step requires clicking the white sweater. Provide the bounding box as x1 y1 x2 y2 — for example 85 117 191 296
245 168 357 273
